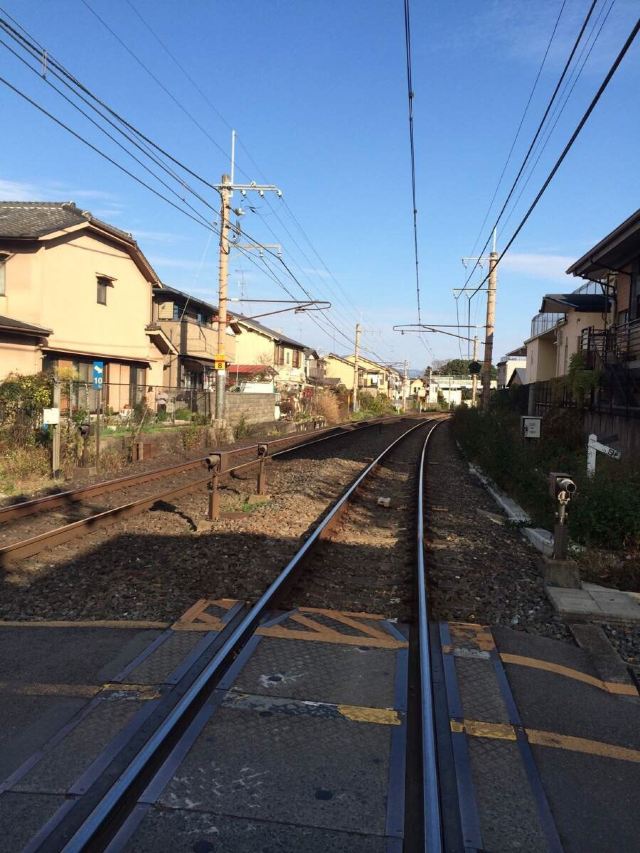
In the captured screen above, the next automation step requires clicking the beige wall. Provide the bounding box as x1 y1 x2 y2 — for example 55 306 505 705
0 231 164 384
526 334 557 383
0 337 42 380
321 356 355 390
555 311 607 376
233 325 274 366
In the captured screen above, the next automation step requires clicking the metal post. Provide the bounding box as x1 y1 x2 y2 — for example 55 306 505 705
353 322 361 413
471 335 479 407
482 232 498 411
207 453 222 521
215 173 231 421
96 387 101 470
257 443 268 495
51 380 61 478
587 434 598 478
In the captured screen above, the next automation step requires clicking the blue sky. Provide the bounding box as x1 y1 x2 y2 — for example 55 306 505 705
1 0 639 369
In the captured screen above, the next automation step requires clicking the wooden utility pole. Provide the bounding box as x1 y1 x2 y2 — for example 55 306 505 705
215 173 232 421
482 236 498 411
403 359 409 412
213 131 283 421
352 322 361 413
471 335 479 407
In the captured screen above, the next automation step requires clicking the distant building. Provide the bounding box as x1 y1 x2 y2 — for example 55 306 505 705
497 346 526 388
230 315 317 392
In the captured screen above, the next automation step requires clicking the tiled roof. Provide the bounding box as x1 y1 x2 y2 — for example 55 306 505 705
0 314 52 335
0 201 135 243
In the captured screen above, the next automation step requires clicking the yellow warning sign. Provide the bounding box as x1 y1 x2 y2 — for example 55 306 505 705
214 359 226 370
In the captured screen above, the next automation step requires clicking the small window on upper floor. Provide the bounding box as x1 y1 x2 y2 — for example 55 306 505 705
97 275 112 305
173 303 181 321
0 254 8 296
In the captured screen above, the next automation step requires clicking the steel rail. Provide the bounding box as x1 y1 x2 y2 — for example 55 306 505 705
0 422 335 524
417 421 444 851
55 416 436 852
0 415 395 524
0 416 412 568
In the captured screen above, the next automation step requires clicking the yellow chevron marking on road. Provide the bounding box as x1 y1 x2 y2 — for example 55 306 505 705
500 653 638 697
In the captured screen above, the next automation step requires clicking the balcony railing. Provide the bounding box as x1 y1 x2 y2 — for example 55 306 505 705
582 318 640 366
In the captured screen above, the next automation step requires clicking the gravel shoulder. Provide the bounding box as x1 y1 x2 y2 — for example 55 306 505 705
0 420 414 622
426 423 570 642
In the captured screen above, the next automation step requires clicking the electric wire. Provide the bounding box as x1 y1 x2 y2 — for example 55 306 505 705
0 74 218 235
466 12 640 300
1 6 405 366
466 0 567 260
123 0 367 329
0 35 218 225
500 0 616 235
79 0 231 165
403 0 422 323
461 0 600 290
0 11 220 194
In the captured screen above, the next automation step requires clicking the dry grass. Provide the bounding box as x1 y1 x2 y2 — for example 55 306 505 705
312 390 341 424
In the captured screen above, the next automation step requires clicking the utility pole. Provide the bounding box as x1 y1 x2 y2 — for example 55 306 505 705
213 131 282 421
482 231 498 411
403 359 409 412
215 173 232 421
353 322 361 413
471 334 479 407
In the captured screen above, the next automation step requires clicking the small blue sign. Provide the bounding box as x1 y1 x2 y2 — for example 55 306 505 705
92 360 104 391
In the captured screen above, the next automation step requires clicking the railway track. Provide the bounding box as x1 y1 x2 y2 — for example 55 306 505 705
0 415 403 569
25 415 444 851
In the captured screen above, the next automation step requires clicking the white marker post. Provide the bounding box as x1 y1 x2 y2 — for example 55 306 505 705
587 433 622 478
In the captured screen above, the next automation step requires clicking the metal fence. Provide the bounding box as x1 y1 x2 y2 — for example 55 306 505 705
57 381 214 420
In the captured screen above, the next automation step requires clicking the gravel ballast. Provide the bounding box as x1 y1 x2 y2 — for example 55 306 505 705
0 420 417 622
425 423 570 642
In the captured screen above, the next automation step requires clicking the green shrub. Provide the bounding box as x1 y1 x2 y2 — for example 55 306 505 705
569 470 640 550
234 415 252 439
174 407 192 421
452 406 637 550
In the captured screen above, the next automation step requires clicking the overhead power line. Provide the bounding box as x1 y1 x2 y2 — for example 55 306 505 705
402 0 422 323
467 12 640 300
466 0 567 260
462 0 600 290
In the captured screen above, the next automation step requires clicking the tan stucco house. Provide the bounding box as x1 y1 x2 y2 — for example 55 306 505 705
0 201 174 411
230 315 317 391
152 284 238 390
307 353 356 390
525 284 611 383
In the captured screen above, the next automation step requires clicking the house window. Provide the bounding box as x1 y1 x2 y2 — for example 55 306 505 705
0 254 7 296
196 311 203 324
285 350 291 365
97 275 111 305
173 303 181 321
292 350 301 368
275 345 285 366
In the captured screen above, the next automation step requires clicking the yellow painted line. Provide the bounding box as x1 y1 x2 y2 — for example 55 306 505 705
0 619 169 629
527 729 640 764
338 704 401 725
451 718 640 763
0 681 159 700
300 606 387 621
501 653 639 698
258 624 407 649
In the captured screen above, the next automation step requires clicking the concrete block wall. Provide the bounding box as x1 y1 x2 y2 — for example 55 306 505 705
224 393 277 426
